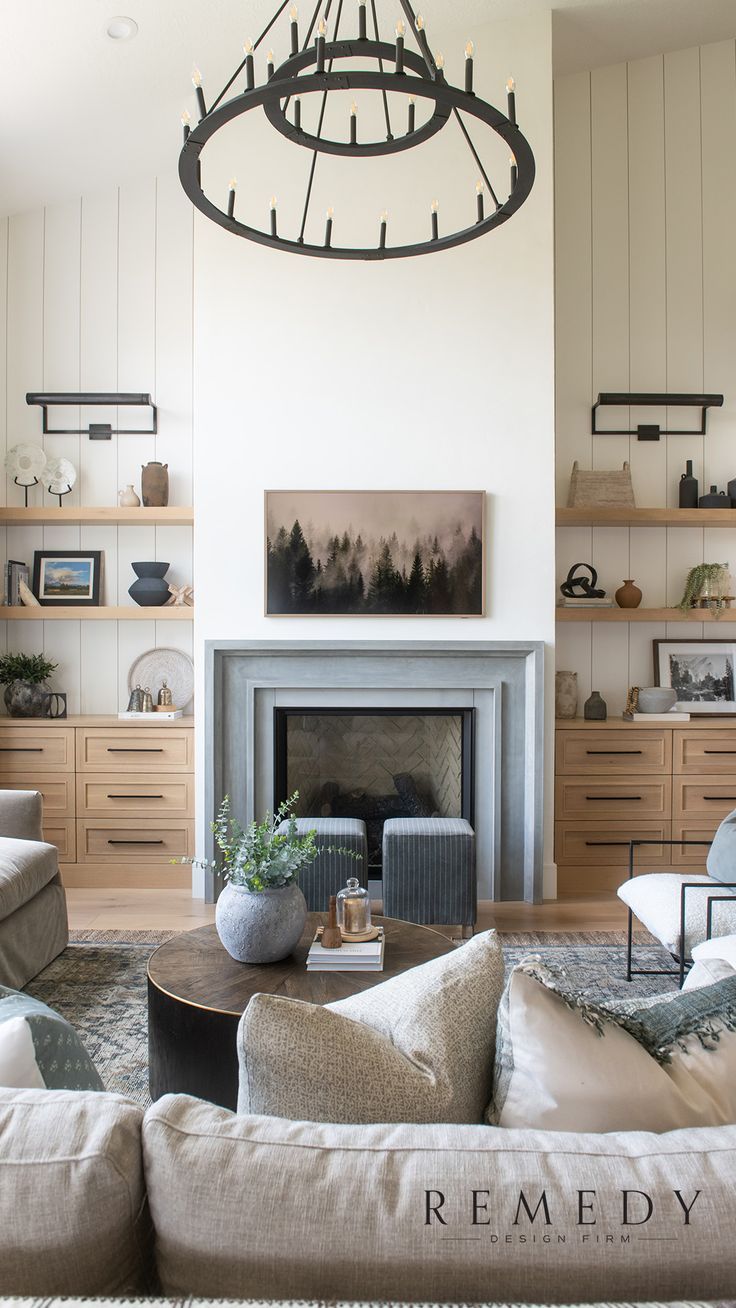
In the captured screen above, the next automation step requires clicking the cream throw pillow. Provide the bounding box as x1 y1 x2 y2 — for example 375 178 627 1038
237 929 504 1123
487 957 736 1133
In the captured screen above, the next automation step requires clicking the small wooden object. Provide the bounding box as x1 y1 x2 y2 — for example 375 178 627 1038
321 895 342 949
567 460 635 508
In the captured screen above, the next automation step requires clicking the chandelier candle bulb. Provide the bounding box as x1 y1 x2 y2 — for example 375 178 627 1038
506 76 516 123
465 41 474 94
290 5 299 56
350 101 357 144
431 199 439 241
476 180 484 222
192 66 206 119
359 1 367 40
415 12 424 30
244 41 255 88
395 20 405 74
407 95 415 133
325 207 334 247
267 49 275 78
435 52 445 73
181 110 191 143
316 19 326 73
227 179 237 219
270 196 278 236
379 210 387 249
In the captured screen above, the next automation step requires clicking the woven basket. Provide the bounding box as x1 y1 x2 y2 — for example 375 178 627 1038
567 461 635 508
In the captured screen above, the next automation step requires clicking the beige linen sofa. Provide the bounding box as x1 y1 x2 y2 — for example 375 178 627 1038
0 1086 735 1303
0 789 68 988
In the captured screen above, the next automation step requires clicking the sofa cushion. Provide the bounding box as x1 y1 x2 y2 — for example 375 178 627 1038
143 1091 736 1302
0 986 103 1090
0 1088 151 1295
487 957 736 1132
237 929 503 1123
617 871 736 955
693 930 736 969
0 837 59 923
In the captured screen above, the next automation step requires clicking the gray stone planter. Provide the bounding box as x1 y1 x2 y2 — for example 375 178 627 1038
4 680 49 718
215 881 308 964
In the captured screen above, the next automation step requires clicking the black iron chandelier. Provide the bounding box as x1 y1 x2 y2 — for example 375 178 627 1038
178 0 536 260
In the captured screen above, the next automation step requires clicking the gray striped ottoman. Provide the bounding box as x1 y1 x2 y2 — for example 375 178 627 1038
382 817 476 934
276 817 368 912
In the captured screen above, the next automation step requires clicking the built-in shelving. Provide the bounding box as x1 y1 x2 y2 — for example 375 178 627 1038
557 507 736 528
0 506 193 526
0 606 193 621
557 606 736 623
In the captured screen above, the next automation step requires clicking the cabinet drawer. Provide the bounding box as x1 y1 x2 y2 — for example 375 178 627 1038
0 728 74 773
77 729 193 773
43 819 76 863
77 774 194 819
76 819 194 862
555 776 671 820
674 776 736 819
674 730 736 774
0 775 75 819
670 822 718 869
556 730 670 775
554 821 670 867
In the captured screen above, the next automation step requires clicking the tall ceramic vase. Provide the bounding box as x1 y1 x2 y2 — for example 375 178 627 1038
141 462 169 507
555 670 578 720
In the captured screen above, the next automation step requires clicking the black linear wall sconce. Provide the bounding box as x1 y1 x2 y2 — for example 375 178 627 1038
592 392 724 441
26 392 157 439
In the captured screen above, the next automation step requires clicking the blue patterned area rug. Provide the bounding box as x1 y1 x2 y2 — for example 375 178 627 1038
25 930 678 1107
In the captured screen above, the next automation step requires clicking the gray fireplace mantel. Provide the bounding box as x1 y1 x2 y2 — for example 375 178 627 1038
206 640 545 905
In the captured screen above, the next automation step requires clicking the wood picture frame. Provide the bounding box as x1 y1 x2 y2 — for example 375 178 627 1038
33 550 103 606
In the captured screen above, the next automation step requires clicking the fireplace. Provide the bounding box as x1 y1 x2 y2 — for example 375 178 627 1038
273 707 474 873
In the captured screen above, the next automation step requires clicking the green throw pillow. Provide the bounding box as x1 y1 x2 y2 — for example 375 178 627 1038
0 985 103 1091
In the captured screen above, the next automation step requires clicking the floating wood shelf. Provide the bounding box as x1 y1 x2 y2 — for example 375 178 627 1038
557 607 736 623
0 507 193 526
0 606 193 621
557 507 736 528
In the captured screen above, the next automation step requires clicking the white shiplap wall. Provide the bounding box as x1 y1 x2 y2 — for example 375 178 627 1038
0 176 194 714
555 40 736 714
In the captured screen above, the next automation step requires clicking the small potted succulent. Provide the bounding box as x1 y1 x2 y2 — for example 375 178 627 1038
678 563 732 618
190 793 356 964
0 652 58 717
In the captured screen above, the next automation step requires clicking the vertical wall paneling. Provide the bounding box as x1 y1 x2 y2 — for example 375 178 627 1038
2 178 194 716
555 41 736 713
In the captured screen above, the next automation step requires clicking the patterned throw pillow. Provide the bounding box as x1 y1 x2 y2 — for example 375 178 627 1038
487 956 736 1133
237 930 504 1123
0 986 103 1091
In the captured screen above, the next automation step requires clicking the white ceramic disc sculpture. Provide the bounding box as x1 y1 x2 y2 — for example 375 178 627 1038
5 444 47 485
44 457 77 495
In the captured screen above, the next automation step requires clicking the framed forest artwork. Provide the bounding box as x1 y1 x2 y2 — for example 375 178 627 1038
265 490 485 617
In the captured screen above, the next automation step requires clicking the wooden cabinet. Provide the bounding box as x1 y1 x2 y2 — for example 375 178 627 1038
0 716 193 888
556 720 736 895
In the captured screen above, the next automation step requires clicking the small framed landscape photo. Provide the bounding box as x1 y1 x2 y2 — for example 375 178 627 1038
654 639 736 715
33 551 102 606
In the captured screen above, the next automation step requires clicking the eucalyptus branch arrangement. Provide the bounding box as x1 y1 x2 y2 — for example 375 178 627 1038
0 653 58 685
183 792 358 892
678 563 731 618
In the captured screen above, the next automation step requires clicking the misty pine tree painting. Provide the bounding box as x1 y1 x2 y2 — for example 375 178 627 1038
266 491 485 616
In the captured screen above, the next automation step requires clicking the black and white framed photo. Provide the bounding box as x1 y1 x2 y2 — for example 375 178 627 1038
654 639 736 715
33 551 102 606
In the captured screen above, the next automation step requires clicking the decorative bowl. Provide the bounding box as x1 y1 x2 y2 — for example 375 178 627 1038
637 687 678 714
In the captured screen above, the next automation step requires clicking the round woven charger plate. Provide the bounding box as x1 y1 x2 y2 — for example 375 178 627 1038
128 647 194 711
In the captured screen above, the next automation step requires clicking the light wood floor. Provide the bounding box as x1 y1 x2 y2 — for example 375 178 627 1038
66 888 627 933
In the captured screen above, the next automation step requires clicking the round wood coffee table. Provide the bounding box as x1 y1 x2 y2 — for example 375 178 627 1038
147 914 452 1110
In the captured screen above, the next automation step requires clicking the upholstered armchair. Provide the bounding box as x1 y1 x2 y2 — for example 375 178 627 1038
0 790 68 988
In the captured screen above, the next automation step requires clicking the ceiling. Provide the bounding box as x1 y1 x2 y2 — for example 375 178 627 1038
2 0 735 216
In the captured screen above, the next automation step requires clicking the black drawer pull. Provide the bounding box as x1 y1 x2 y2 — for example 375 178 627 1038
704 750 736 755
0 747 43 752
107 839 165 845
585 840 631 847
703 795 736 801
107 793 165 800
107 747 164 753
586 749 643 755
585 795 642 801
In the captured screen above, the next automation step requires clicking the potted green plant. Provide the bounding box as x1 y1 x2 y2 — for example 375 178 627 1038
0 652 58 717
194 793 356 964
678 563 732 618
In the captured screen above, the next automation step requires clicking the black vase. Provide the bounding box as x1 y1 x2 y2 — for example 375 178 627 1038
128 561 170 607
678 460 698 509
583 690 607 721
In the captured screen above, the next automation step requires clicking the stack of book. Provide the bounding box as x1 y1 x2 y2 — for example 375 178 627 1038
558 596 614 608
306 929 385 972
5 560 29 606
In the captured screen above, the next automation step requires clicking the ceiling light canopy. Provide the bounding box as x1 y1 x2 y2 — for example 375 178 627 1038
178 0 536 260
106 15 138 41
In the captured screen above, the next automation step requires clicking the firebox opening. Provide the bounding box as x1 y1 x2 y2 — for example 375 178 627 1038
273 707 474 875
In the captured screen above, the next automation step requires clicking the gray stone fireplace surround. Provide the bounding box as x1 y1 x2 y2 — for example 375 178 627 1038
205 641 544 904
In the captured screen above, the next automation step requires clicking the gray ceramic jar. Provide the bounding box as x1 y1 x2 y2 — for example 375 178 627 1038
215 881 308 963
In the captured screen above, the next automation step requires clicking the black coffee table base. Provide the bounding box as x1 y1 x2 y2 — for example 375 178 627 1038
148 979 241 1110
